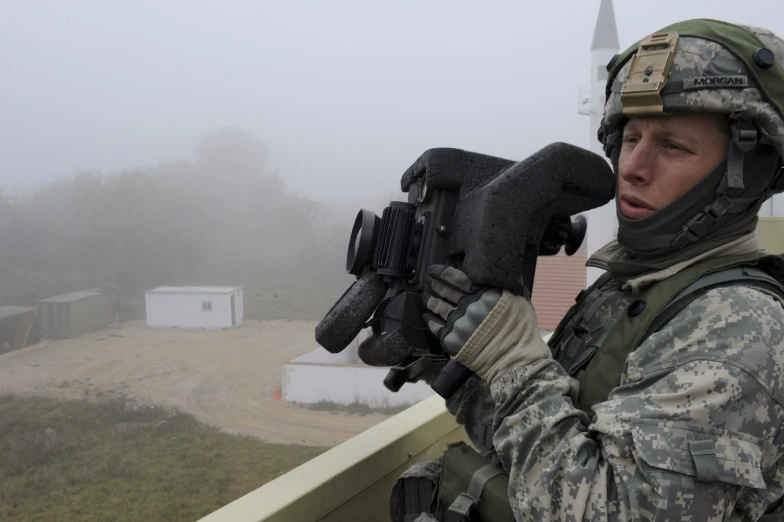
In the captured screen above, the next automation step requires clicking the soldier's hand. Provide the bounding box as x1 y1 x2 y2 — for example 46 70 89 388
423 265 550 384
423 265 502 357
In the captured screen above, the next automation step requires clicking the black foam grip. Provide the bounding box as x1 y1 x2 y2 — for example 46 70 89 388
315 271 387 353
401 143 615 291
400 148 516 193
358 329 413 367
455 143 615 289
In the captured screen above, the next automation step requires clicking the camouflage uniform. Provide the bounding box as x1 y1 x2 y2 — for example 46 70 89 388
485 25 784 519
421 20 784 521
447 235 784 520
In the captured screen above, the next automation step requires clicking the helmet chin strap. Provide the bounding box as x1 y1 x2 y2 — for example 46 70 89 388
669 120 760 249
724 119 758 194
615 119 761 256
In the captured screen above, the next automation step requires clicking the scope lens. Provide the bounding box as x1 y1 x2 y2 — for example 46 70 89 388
346 209 381 275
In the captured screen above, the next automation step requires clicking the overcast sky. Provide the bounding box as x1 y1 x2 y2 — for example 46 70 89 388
1 0 782 204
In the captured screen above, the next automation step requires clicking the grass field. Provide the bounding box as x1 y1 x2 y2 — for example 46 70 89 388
0 394 327 521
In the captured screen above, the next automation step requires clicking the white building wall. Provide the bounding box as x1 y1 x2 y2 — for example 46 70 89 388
233 289 244 325
294 339 359 364
146 293 180 328
146 292 234 329
282 361 434 408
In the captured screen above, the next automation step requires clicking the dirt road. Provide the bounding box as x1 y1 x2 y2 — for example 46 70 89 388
0 320 386 446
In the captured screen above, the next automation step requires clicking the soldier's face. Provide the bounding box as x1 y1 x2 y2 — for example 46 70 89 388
616 113 730 219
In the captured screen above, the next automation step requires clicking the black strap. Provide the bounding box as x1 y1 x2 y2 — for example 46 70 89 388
404 477 436 522
477 422 500 466
404 480 436 522
618 196 758 250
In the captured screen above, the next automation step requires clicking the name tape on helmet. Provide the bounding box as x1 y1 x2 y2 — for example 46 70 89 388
683 76 750 89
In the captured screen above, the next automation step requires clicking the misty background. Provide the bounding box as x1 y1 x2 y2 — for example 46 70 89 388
1 1 782 318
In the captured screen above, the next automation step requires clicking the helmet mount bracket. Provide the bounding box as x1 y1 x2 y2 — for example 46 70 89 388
621 32 680 115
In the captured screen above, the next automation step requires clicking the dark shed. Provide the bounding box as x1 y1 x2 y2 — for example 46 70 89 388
38 288 119 340
0 306 41 354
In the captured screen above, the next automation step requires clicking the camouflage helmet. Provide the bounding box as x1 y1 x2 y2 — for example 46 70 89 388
599 19 784 256
601 21 784 161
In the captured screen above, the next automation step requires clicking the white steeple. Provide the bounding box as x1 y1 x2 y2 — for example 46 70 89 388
591 0 620 51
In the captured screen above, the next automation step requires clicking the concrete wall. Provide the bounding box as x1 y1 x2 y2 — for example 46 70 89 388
197 395 466 522
283 350 434 408
146 292 236 329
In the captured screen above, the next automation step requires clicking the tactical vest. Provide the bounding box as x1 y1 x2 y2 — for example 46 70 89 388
391 253 784 522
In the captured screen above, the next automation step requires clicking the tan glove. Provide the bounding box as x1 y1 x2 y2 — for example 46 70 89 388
423 265 551 384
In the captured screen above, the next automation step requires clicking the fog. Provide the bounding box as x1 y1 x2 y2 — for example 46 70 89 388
2 1 782 205
1 0 782 314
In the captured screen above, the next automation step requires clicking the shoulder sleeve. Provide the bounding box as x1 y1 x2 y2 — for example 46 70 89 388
490 286 784 521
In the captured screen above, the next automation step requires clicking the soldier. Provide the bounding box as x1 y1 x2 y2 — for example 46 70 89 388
406 20 784 521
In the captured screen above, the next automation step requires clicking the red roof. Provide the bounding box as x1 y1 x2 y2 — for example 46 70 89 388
531 246 587 330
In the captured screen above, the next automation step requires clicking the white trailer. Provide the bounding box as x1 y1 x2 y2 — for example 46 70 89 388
145 286 243 329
